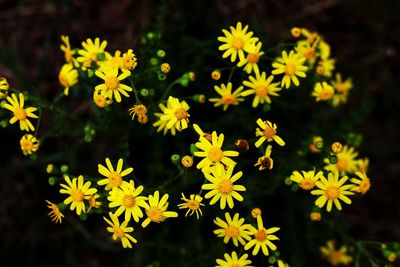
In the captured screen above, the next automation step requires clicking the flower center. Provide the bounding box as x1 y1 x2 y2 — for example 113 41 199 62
108 172 122 187
263 126 276 139
304 48 315 59
187 200 200 211
231 264 241 267
300 178 315 190
148 207 163 222
123 195 136 208
208 147 223 162
203 133 213 142
221 94 236 105
59 73 69 88
325 186 340 200
88 195 98 207
90 53 98 62
133 105 147 116
232 37 244 50
336 83 347 93
94 95 106 107
247 53 260 63
336 158 348 171
284 63 296 76
260 157 272 169
71 189 85 202
330 251 343 264
225 225 240 237
255 85 268 96
14 107 27 120
113 226 125 238
105 77 119 90
21 140 33 151
359 178 371 194
175 108 188 120
255 228 267 242
218 179 233 195
320 90 333 100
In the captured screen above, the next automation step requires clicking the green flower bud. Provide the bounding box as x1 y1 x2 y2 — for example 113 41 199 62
87 69 94 78
171 154 181 165
315 140 324 149
158 73 166 81
190 144 198 155
157 49 166 58
60 165 69 173
140 89 149 97
329 154 338 164
48 177 57 186
150 57 159 66
148 89 155 96
97 52 106 61
268 256 276 264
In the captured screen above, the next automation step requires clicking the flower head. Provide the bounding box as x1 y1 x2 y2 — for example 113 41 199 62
241 72 281 108
59 175 97 215
209 82 245 111
77 37 108 69
311 171 354 212
331 73 352 107
141 191 178 228
3 93 38 132
255 118 285 148
121 49 138 70
215 251 253 267
0 77 9 99
317 58 336 78
97 158 132 191
254 145 274 171
237 41 264 74
320 240 353 266
213 212 252 246
177 193 205 219
104 212 137 248
159 96 190 132
95 68 132 103
59 64 78 96
87 194 102 212
93 90 112 108
290 169 324 190
324 145 359 174
20 134 39 155
202 165 246 209
45 200 64 224
272 50 308 89
128 104 147 121
312 82 334 102
350 171 371 194
60 35 76 65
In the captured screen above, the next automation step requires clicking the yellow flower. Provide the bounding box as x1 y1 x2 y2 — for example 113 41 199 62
3 93 38 132
103 212 137 248
218 22 259 62
87 194 102 212
97 158 132 191
244 215 280 256
95 67 132 103
317 58 336 78
309 136 323 153
324 145 359 174
194 131 239 173
209 82 245 111
20 134 39 156
311 171 354 212
319 39 331 60
312 82 334 102
202 165 246 209
45 200 64 224
320 240 353 266
59 64 78 96
141 191 178 228
98 50 123 71
241 72 281 108
350 171 371 194
331 73 352 107
254 145 274 171
272 50 308 89
177 193 204 219
295 40 317 64
213 212 252 246
108 180 147 223
59 175 97 215
128 104 147 121
211 70 221 80
153 103 177 135
160 96 190 132
60 35 76 65
77 37 108 69
255 118 285 148
237 41 264 74
93 90 112 108
181 155 194 168
357 158 369 173
121 49 138 70
290 169 323 190
0 77 9 99
215 251 253 267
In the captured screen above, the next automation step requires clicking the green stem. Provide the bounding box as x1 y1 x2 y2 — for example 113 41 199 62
227 66 236 83
34 108 42 137
161 78 181 100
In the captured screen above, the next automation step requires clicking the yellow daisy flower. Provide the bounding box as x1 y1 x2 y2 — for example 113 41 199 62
215 251 253 267
87 193 102 212
295 40 317 64
0 77 9 99
108 180 147 223
357 158 369 173
121 49 138 71
350 171 371 194
128 104 147 121
324 145 359 174
272 50 308 89
319 39 331 60
97 158 132 191
317 58 335 78
331 73 352 107
45 200 64 224
20 134 39 156
218 22 259 62
3 93 38 132
194 131 239 173
77 37 108 69
209 82 245 111
213 212 252 247
59 64 78 96
95 67 132 103
98 50 123 71
202 165 246 209
254 145 274 171
160 96 190 132
177 193 204 219
242 71 281 108
59 175 97 215
311 171 354 212
320 240 353 266
237 41 264 74
103 212 137 248
244 215 280 256
93 90 112 108
290 169 323 190
153 103 177 135
255 118 285 148
141 191 178 228
60 35 76 65
312 82 334 102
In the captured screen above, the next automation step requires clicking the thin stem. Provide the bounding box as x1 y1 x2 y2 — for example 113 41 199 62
34 108 42 137
227 66 236 83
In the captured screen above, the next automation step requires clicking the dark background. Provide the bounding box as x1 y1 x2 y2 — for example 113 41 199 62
0 0 399 266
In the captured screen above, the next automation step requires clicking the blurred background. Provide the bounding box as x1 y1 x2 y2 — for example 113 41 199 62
0 0 399 266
